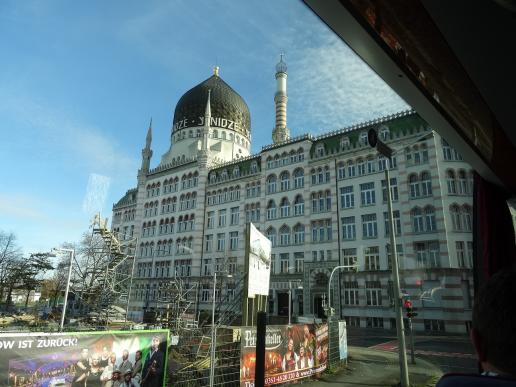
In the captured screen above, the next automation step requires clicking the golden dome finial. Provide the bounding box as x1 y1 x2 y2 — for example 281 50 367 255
213 66 220 76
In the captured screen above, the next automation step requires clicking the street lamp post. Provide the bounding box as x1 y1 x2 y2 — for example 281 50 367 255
210 271 217 387
367 128 414 387
53 248 75 332
327 264 358 317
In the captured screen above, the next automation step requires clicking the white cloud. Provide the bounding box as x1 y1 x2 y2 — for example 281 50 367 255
287 33 410 135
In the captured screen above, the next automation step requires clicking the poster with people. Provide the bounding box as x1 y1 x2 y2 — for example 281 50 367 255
0 329 168 387
240 324 328 386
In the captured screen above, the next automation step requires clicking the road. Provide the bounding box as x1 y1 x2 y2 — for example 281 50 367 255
347 327 478 374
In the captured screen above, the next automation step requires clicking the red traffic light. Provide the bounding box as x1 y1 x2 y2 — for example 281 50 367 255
404 300 413 309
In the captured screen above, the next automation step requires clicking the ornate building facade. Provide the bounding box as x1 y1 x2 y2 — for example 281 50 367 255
112 58 474 333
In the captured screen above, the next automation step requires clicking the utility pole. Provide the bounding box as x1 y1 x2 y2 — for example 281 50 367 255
368 128 410 387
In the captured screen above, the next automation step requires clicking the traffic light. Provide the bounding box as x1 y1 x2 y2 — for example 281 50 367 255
404 300 418 318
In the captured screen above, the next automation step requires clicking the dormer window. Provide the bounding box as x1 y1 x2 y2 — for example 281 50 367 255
233 167 240 177
360 132 368 145
316 144 325 157
340 136 350 149
250 161 258 174
380 126 390 140
221 170 228 180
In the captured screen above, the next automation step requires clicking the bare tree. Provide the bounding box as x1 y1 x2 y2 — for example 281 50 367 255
0 231 23 307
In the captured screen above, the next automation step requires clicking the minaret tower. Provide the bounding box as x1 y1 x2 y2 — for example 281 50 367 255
272 54 290 144
139 119 153 178
198 88 212 168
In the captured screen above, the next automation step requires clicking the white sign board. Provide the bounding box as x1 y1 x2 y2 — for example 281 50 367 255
248 223 272 297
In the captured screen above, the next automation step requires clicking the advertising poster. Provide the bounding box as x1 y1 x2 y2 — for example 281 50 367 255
0 329 168 387
240 324 327 387
248 223 272 297
338 321 348 360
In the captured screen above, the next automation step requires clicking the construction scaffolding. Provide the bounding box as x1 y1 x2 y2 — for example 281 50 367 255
82 214 138 326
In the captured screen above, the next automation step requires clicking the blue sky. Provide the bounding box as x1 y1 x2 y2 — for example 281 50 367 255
0 0 409 254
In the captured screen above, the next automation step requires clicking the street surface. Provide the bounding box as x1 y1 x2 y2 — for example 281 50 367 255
347 327 477 374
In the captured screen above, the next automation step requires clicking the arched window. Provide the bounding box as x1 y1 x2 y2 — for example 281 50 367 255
340 136 350 149
462 205 472 231
294 195 304 216
280 171 290 191
267 200 277 220
458 170 468 195
420 171 432 196
450 204 462 230
412 207 424 233
424 206 436 231
347 160 356 177
447 170 457 194
279 225 291 246
293 168 304 188
409 174 420 198
267 175 277 194
337 162 345 179
357 158 365 175
293 224 305 244
280 197 290 217
266 227 277 247
360 132 368 145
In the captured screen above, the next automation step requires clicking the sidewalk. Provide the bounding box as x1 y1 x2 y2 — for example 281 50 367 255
300 346 442 387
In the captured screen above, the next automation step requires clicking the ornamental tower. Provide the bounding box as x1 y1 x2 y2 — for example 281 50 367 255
272 54 290 143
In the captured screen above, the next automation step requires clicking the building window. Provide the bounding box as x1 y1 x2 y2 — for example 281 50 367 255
344 281 359 305
267 175 277 193
458 170 468 195
280 171 290 191
467 241 474 268
294 252 304 273
218 209 226 227
293 168 304 188
424 319 445 332
364 246 380 271
337 162 345 179
294 195 304 216
360 182 376 206
229 231 239 250
357 158 366 175
415 241 440 268
341 216 356 240
267 200 277 220
293 224 305 244
280 198 290 217
383 210 401 236
412 207 424 233
421 171 432 196
207 211 214 229
342 248 357 269
456 241 466 267
230 207 239 225
267 228 277 247
409 174 420 199
447 170 457 194
279 225 291 246
340 186 354 209
347 161 356 177
205 234 213 252
381 178 398 202
463 205 472 231
280 253 290 273
217 233 225 252
203 259 212 276
201 284 210 302
362 214 378 238
450 204 462 231
366 281 382 306
386 244 404 270
424 206 437 231
367 157 376 174
366 317 384 328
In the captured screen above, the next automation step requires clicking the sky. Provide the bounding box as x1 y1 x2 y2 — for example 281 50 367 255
0 0 409 255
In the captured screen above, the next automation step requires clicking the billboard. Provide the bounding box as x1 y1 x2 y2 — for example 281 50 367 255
240 324 328 386
248 223 272 297
0 329 168 387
